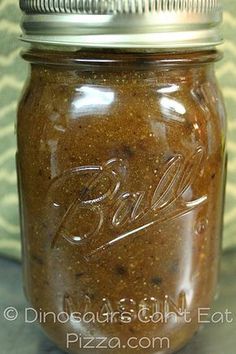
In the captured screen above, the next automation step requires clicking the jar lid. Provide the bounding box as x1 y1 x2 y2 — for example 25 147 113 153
19 0 223 49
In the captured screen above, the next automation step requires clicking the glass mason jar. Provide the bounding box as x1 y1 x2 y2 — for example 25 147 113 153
17 1 227 354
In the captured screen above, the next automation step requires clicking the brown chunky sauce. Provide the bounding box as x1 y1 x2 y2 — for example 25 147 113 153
17 50 226 353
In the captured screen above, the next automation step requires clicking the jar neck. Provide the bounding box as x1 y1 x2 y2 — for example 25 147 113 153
22 46 222 87
22 45 222 68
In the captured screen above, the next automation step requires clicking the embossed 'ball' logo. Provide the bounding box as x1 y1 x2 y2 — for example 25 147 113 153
46 147 207 260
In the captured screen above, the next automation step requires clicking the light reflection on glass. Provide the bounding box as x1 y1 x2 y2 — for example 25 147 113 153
193 122 200 131
160 96 186 123
157 84 179 94
48 139 58 178
150 121 167 142
71 86 115 117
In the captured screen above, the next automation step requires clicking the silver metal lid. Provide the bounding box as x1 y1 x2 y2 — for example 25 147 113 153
19 0 223 48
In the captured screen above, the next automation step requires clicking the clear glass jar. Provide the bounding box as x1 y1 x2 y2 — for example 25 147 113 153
17 48 226 354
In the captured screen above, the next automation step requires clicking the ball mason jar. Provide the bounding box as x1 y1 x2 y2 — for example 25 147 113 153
17 1 227 353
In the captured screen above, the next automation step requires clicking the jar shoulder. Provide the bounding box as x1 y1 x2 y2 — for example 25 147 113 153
17 68 226 149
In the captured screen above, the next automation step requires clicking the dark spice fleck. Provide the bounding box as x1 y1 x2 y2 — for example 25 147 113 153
122 145 135 158
38 169 43 177
31 254 44 266
186 120 193 132
115 265 127 276
211 173 216 180
75 272 85 279
151 276 163 286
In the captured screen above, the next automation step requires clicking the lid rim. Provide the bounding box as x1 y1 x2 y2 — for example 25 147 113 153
20 0 222 15
19 0 223 48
